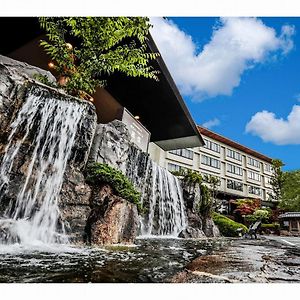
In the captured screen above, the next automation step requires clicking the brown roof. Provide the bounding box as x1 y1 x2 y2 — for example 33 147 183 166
197 126 273 163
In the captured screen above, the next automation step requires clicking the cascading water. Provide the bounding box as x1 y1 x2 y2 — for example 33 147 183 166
0 86 85 246
126 146 187 237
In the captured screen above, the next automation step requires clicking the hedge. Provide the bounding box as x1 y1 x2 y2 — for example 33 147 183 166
261 223 280 230
212 212 248 237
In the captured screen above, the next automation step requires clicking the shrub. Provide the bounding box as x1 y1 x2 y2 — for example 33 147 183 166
86 163 142 212
245 209 270 223
212 212 248 237
233 198 261 216
261 223 280 230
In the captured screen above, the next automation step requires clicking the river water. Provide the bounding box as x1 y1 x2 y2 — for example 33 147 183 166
0 237 228 283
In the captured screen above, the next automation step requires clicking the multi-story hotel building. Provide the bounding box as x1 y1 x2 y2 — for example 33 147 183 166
149 125 277 208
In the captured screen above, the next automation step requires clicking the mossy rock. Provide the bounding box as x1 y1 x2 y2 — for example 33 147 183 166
86 163 142 212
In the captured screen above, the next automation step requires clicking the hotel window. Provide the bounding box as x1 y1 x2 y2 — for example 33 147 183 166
264 164 273 172
226 163 243 176
265 176 272 185
226 148 242 161
247 157 260 168
248 185 261 196
201 154 220 169
203 139 220 153
169 148 193 160
168 163 187 173
227 179 243 192
247 171 261 182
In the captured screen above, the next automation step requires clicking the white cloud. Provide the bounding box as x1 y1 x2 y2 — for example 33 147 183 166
202 118 220 129
150 17 295 100
246 105 300 145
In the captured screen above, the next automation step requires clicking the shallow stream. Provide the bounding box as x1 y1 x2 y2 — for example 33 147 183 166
0 237 228 283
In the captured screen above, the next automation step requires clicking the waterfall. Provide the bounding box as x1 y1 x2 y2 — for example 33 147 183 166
0 86 85 246
126 146 187 237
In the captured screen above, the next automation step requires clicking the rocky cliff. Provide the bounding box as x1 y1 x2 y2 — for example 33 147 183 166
0 55 219 246
0 56 139 245
180 181 220 238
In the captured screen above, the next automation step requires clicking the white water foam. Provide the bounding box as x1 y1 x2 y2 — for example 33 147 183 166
0 87 85 249
126 149 187 237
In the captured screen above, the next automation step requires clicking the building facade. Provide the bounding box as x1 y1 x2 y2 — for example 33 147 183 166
149 126 277 207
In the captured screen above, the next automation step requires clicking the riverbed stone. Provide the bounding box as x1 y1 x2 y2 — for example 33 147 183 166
179 226 206 238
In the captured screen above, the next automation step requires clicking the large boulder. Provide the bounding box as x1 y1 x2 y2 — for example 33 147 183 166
203 217 220 237
179 226 206 238
0 54 56 83
85 184 139 245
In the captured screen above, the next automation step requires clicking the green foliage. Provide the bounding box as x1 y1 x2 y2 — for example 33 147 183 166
86 163 142 212
245 209 270 223
269 159 285 202
254 209 270 220
212 212 248 237
172 169 221 218
170 170 183 177
180 169 220 217
198 184 212 218
279 169 300 211
261 223 280 230
181 169 203 185
33 74 59 88
38 17 159 99
233 198 261 216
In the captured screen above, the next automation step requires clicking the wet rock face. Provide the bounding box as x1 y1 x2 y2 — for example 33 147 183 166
88 120 132 173
181 181 204 235
182 181 202 212
179 226 205 239
0 55 56 135
0 57 140 245
59 166 92 243
181 181 220 238
203 218 220 237
85 184 139 245
0 55 98 244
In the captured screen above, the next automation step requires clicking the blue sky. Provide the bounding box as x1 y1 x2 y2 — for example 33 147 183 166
150 17 300 171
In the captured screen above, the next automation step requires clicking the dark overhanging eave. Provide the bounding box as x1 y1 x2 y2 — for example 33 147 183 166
105 33 205 150
146 34 205 147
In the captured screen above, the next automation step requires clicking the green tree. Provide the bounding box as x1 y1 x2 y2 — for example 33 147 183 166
38 17 159 100
203 175 220 211
279 169 300 211
269 159 285 202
